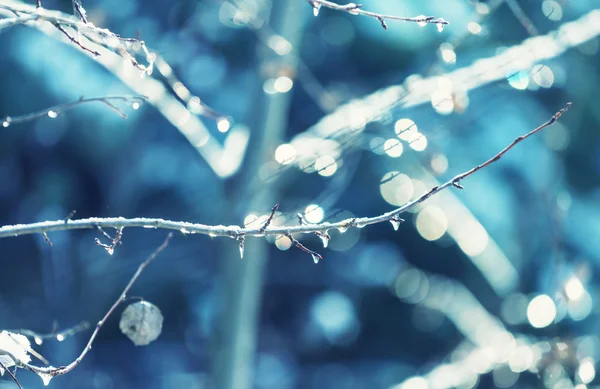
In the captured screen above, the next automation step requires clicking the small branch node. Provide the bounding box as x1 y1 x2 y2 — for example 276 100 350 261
260 204 279 234
41 232 52 247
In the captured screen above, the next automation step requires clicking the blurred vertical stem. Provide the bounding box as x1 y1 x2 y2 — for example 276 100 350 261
212 1 307 389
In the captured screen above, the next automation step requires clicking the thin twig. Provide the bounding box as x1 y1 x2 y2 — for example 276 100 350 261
64 210 76 222
306 0 449 30
41 232 52 247
94 227 123 255
71 0 87 23
259 204 279 234
8 321 90 345
12 234 173 378
1 96 146 127
0 1 154 74
505 0 537 36
52 23 99 56
0 104 571 240
286 233 323 263
0 360 23 389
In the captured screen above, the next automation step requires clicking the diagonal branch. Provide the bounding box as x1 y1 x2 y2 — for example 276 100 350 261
306 0 449 31
0 2 153 74
0 360 23 389
11 234 173 379
0 103 571 240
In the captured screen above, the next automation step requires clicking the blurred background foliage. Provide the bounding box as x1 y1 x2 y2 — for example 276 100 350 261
1 0 600 388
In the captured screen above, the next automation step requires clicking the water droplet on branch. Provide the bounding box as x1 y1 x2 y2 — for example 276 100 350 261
390 217 404 231
319 232 330 248
312 3 321 16
38 371 53 386
239 238 245 259
311 253 321 264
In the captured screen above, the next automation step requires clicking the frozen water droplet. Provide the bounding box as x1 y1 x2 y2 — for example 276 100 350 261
312 3 321 16
319 233 330 248
35 336 43 345
47 110 58 119
390 217 404 231
356 222 367 229
208 232 217 238
239 241 245 259
416 15 428 27
132 102 140 110
180 228 191 234
2 120 9 128
106 247 114 256
38 371 53 386
437 22 446 32
312 253 320 264
56 334 64 341
337 226 348 233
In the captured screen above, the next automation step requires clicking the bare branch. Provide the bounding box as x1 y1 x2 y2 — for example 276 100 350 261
505 0 537 36
286 233 323 264
259 204 279 234
41 232 52 246
0 360 23 389
0 1 153 74
306 0 449 31
1 96 146 127
52 22 100 56
1 0 240 176
0 103 571 241
94 227 123 256
12 234 173 379
71 0 87 23
7 321 90 345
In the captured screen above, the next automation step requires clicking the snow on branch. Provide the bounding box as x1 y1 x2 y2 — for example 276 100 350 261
306 0 449 31
1 96 146 127
0 1 153 74
0 0 242 177
0 103 571 261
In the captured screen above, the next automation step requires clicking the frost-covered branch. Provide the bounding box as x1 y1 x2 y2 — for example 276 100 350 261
0 360 23 389
306 0 449 31
0 1 153 73
1 96 146 127
4 234 172 383
0 0 243 177
0 103 571 253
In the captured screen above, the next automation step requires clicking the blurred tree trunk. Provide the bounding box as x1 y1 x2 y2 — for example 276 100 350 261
211 1 307 389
